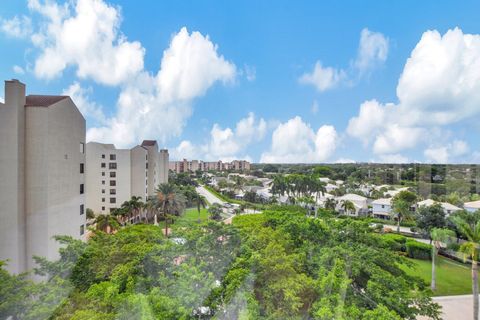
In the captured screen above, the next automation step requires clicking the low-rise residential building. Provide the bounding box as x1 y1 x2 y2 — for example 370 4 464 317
416 199 461 215
0 79 86 274
464 200 480 213
335 193 369 216
85 141 168 214
372 198 392 219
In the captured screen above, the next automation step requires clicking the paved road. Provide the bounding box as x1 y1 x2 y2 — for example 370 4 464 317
418 295 477 320
196 185 225 205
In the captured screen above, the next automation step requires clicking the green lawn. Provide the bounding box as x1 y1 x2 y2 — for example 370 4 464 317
401 255 477 296
173 208 209 228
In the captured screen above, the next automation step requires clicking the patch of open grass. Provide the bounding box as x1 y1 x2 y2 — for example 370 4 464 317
401 255 477 296
173 208 209 228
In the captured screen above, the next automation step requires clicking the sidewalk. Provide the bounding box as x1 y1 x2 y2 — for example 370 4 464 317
418 295 477 320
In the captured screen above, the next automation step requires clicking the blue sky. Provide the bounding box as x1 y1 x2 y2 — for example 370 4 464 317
1 0 480 163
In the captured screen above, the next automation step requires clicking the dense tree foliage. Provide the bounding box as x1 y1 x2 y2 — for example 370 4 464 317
0 207 441 319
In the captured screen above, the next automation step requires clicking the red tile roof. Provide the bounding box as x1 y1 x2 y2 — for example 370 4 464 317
25 95 68 107
141 140 157 147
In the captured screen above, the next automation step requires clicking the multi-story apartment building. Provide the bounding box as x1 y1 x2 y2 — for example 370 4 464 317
0 79 86 274
85 140 169 214
169 159 251 173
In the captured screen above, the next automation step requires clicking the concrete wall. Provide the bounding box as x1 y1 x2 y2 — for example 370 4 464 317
159 149 169 184
131 145 148 201
85 142 131 214
0 80 26 274
144 143 159 196
25 98 86 270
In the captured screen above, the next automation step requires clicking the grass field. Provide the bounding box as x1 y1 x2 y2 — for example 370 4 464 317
401 255 477 296
173 208 209 228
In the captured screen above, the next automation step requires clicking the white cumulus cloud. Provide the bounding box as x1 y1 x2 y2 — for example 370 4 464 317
0 15 32 38
28 0 145 85
87 27 236 147
260 116 338 163
300 28 388 92
347 28 480 162
299 61 345 92
354 28 389 74
171 113 266 161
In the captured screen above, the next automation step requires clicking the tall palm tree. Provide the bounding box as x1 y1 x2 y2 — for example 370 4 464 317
154 183 187 237
340 200 356 216
391 199 411 233
452 212 480 320
430 228 454 291
94 214 120 233
195 194 207 223
324 198 337 211
270 175 287 198
122 196 144 223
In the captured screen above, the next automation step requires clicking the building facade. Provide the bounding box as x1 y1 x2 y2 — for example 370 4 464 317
0 79 86 274
85 140 168 214
169 159 251 173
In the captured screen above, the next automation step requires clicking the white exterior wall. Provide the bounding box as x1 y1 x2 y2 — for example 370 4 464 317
85 142 131 214
131 146 148 201
144 143 159 196
0 79 86 274
372 203 392 218
25 98 86 271
159 149 169 184
0 80 27 274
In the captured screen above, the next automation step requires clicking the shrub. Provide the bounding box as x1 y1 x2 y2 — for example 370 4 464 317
382 234 407 252
405 239 431 260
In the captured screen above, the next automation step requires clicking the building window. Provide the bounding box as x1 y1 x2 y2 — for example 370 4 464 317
102 172 105 176
102 189 105 194
110 172 116 178
80 184 84 194
146 163 148 169
80 204 84 215
109 163 117 169
102 206 105 211
80 142 85 154
110 197 116 204
110 189 116 195
101 162 106 168
381 205 385 209
102 198 105 202
102 154 105 159
80 225 85 235
80 163 84 174
110 180 116 186
102 180 105 185
110 154 116 160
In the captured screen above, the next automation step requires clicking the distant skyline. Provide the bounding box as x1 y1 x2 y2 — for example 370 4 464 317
1 0 480 163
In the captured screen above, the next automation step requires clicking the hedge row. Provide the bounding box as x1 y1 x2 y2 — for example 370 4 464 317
382 234 431 260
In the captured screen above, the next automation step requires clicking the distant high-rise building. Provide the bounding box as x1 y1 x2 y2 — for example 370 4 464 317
85 141 169 214
168 158 251 173
0 79 86 275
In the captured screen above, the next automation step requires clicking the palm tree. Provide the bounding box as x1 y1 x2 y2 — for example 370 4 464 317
195 194 207 223
94 214 120 233
270 175 287 198
340 200 356 216
154 183 187 237
452 212 480 320
324 198 337 211
121 196 144 223
430 228 454 291
391 199 411 233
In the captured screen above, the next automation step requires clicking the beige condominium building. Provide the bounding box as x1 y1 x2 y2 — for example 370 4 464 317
85 140 169 215
169 159 251 173
0 79 86 275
